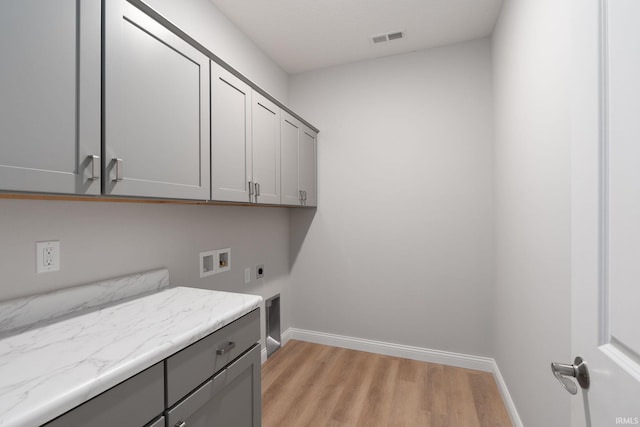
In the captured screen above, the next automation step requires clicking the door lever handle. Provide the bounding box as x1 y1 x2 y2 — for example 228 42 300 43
551 356 590 395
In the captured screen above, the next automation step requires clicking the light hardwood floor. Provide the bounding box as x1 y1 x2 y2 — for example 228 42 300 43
262 340 512 427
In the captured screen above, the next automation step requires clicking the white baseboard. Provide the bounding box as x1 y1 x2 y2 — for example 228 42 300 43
260 328 294 365
282 328 292 346
287 327 494 372
280 327 523 426
491 360 524 427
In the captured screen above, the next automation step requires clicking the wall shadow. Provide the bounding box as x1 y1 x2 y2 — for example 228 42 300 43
289 207 317 270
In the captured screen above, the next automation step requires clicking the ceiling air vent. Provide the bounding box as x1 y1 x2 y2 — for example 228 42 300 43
370 31 405 44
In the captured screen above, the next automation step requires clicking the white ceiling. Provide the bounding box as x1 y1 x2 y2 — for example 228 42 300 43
209 0 504 74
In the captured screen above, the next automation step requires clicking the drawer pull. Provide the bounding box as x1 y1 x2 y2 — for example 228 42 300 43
216 341 236 355
175 421 186 427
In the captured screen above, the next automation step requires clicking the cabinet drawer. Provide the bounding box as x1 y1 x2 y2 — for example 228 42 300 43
166 309 260 406
44 362 163 427
167 344 261 427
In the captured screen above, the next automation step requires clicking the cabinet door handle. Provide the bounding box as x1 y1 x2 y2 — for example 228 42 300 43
248 181 254 196
216 341 236 355
175 421 186 427
113 158 124 182
255 182 261 197
88 155 100 181
303 190 307 201
299 190 303 201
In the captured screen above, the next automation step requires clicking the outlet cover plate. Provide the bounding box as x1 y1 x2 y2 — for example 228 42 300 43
36 241 60 273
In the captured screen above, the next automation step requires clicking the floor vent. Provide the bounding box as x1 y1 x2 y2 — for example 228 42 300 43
370 30 405 44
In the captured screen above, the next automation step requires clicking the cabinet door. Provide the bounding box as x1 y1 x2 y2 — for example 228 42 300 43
211 62 252 203
104 0 210 200
167 344 261 427
280 112 301 206
252 92 281 204
299 126 317 207
0 0 101 195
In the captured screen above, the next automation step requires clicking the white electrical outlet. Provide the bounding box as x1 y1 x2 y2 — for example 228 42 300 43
36 241 60 273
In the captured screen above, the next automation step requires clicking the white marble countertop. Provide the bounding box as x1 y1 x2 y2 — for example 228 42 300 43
0 277 262 427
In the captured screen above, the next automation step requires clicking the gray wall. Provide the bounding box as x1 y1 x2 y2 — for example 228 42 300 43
492 0 572 424
288 38 495 357
144 0 289 102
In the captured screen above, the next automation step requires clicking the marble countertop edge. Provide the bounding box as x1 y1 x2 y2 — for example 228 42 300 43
0 286 262 427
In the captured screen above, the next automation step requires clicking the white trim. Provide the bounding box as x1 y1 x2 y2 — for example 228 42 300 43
491 360 524 427
260 328 293 365
287 327 493 372
282 327 292 346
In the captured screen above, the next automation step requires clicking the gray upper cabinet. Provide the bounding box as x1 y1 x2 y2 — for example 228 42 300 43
211 63 281 204
251 92 281 205
281 112 317 207
0 0 101 195
103 0 210 200
281 113 301 206
211 62 252 203
299 126 318 207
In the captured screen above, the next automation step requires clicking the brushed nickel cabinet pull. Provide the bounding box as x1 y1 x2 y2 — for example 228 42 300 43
88 155 100 181
113 158 123 182
216 341 236 355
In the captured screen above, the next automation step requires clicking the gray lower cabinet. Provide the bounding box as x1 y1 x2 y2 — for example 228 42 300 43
44 363 164 427
103 0 210 200
166 309 260 406
165 309 261 427
0 0 101 195
281 112 317 207
42 309 260 427
167 344 261 427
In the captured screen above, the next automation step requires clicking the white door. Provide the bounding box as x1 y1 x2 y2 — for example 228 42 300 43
571 0 640 425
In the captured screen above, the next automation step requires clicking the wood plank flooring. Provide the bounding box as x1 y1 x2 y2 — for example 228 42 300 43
262 340 512 427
